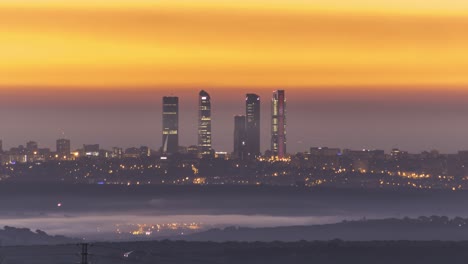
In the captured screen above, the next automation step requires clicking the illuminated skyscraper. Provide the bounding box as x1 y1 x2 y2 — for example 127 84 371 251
162 96 179 154
245 94 261 158
56 138 71 157
271 90 286 158
233 115 247 160
198 90 212 156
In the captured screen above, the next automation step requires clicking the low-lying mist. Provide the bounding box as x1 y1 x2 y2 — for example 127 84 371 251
1 184 468 241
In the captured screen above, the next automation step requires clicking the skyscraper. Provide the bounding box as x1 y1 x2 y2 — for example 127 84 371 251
198 90 212 156
245 94 261 158
271 90 286 158
233 115 247 160
56 138 71 157
162 96 179 154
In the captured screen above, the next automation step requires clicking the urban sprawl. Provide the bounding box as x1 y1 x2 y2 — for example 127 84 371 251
1 90 467 190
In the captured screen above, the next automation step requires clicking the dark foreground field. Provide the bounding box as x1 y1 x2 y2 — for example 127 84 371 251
1 240 468 264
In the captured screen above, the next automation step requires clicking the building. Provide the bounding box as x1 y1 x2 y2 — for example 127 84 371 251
271 90 286 158
310 147 341 157
245 94 261 158
307 147 342 170
140 146 151 157
0 140 3 153
162 96 179 154
56 138 71 158
187 145 199 156
112 147 123 159
215 152 229 160
198 90 212 156
233 115 247 160
124 147 140 159
26 141 38 154
83 144 100 157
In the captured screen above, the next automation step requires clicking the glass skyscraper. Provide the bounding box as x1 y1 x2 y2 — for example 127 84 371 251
271 90 286 158
198 90 212 157
162 96 179 154
245 94 260 158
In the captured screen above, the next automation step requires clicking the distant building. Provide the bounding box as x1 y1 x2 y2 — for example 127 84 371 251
271 90 286 158
390 148 409 161
342 149 385 159
187 145 199 156
245 94 260 158
140 146 151 157
26 141 38 154
0 140 3 153
233 115 247 160
84 144 100 157
112 147 123 159
124 147 140 159
56 139 71 158
178 146 188 154
215 152 229 160
99 149 111 158
342 149 385 172
162 96 179 154
310 147 341 157
198 90 212 157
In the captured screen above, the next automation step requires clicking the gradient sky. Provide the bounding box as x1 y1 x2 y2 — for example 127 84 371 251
2 0 468 153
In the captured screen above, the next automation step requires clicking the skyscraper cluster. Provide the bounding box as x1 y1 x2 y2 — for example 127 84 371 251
161 91 213 157
161 90 286 159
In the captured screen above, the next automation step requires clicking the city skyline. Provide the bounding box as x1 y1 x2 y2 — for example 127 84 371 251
3 87 468 155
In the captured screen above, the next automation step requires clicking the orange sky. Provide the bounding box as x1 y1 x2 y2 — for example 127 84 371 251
2 0 468 90
3 1 468 153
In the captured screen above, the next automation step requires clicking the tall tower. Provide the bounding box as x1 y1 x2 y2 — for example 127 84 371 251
162 96 179 154
245 94 261 158
198 90 212 156
233 115 247 160
271 90 286 158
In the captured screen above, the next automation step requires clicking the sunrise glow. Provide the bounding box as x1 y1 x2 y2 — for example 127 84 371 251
2 0 468 89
